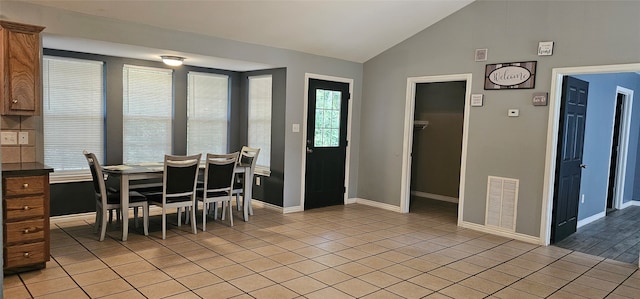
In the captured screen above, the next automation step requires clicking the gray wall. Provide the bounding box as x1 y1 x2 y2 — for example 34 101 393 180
411 81 465 198
2 0 363 209
575 73 640 221
360 0 640 238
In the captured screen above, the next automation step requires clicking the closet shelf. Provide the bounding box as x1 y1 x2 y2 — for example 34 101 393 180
414 120 429 130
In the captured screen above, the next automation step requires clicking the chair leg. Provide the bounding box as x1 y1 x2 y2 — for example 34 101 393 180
134 207 139 228
162 207 167 240
213 202 219 220
100 208 108 241
248 199 254 216
185 206 191 225
177 207 182 227
108 209 113 225
94 206 101 233
143 205 149 236
202 201 207 232
236 195 241 211
221 202 226 221
228 200 234 227
190 203 197 235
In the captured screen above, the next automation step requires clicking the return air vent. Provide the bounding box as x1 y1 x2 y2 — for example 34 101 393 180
485 176 519 232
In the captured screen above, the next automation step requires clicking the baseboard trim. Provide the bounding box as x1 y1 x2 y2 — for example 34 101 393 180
621 200 640 209
460 220 542 245
350 198 401 212
411 191 459 203
577 211 606 228
283 206 304 213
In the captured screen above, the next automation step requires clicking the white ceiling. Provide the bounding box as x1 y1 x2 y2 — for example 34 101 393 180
21 0 474 68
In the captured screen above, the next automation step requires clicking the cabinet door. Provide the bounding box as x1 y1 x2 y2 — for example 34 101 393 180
8 30 39 113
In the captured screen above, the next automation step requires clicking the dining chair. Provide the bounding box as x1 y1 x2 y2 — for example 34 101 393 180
83 150 149 241
232 146 260 215
142 153 201 239
197 152 239 230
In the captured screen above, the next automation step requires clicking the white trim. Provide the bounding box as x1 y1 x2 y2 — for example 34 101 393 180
461 221 542 245
301 73 354 211
401 73 472 229
621 200 640 209
250 199 284 213
541 63 640 246
283 206 304 213
50 173 93 184
610 87 634 210
345 198 357 204
577 211 606 228
410 191 459 203
351 198 402 213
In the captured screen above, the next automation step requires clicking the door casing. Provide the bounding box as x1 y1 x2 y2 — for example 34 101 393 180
300 73 354 210
401 74 472 226
608 87 634 212
541 63 640 245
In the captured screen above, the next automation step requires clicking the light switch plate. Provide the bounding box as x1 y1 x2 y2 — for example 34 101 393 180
1 132 18 145
292 124 300 132
508 109 519 117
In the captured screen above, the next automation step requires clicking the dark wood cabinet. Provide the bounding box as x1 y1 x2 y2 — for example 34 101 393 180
0 21 45 116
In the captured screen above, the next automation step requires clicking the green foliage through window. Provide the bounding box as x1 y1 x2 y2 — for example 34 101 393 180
314 89 341 147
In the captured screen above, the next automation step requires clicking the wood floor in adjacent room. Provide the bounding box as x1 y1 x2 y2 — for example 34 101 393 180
3 201 639 298
554 205 640 265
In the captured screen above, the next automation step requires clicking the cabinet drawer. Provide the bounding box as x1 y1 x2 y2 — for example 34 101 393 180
4 196 44 221
3 176 45 196
5 242 45 268
5 219 45 244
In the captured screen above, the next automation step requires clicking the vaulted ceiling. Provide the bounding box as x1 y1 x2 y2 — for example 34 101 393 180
19 0 474 63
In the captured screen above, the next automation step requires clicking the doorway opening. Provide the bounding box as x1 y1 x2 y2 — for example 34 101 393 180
542 64 640 254
400 74 471 225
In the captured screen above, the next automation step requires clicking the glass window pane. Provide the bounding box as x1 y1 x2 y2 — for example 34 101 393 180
313 89 341 147
248 75 272 169
43 56 104 171
123 65 173 163
187 72 229 155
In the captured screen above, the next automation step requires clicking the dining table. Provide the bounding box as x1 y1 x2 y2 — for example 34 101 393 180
103 161 253 241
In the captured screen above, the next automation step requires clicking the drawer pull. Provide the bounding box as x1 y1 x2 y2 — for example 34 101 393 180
22 183 29 188
23 206 30 211
24 229 30 234
12 99 18 104
23 252 30 258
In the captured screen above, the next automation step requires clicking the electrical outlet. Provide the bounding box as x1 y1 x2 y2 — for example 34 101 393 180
1 132 17 145
19 132 28 145
256 177 261 186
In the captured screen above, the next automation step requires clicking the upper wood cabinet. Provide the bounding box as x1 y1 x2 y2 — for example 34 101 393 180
0 21 45 116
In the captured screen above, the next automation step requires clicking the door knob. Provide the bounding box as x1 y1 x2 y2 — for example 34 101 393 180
306 147 313 154
579 164 587 168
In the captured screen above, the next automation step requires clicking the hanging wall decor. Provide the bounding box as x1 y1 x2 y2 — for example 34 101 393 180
484 61 536 90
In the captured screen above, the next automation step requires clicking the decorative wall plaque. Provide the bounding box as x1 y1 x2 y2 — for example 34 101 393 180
484 61 536 90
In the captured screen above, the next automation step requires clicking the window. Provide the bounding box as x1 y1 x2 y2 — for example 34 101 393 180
247 75 272 171
314 89 342 147
43 56 104 173
123 65 173 163
187 72 229 155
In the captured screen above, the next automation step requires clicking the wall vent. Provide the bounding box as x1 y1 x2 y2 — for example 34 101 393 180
485 176 519 232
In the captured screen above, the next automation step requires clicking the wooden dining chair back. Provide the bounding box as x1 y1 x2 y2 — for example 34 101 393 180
197 152 239 230
144 153 201 239
233 146 260 215
83 150 149 241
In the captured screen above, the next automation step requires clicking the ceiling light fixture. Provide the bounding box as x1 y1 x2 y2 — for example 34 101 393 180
161 55 184 66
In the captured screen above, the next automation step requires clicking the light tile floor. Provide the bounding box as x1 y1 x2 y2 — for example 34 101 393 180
3 199 639 298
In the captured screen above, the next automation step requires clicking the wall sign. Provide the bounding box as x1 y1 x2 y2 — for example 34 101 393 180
471 94 484 107
532 92 548 106
538 41 554 56
484 61 537 90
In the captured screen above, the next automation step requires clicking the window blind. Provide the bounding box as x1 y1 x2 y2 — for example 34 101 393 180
43 56 104 171
247 75 272 169
187 72 229 155
123 65 173 163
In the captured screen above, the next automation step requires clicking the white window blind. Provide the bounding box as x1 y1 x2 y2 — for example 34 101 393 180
123 65 173 163
187 72 229 155
247 75 272 170
43 56 104 172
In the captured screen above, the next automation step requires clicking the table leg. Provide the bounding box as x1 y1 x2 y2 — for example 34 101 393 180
121 174 130 241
